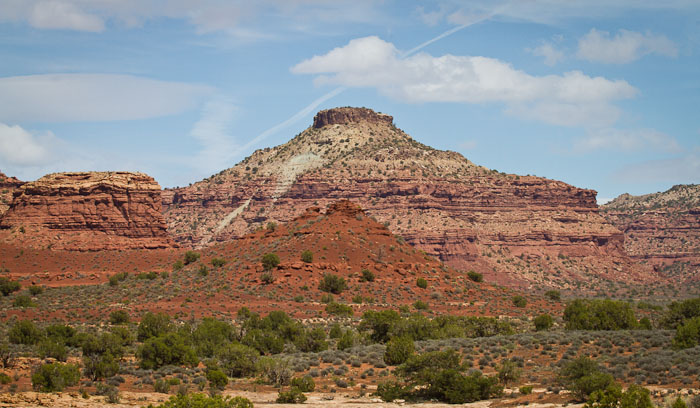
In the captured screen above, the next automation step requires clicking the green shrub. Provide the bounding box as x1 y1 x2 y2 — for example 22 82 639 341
661 297 700 329
413 300 429 310
519 385 533 395
384 337 414 365
512 295 527 308
173 260 184 271
28 285 44 295
638 317 652 330
376 380 411 402
83 353 119 380
109 310 130 325
137 312 174 341
0 373 11 384
559 356 614 401
261 253 280 271
337 330 354 350
301 250 313 263
137 333 198 369
216 343 259 378
0 277 20 296
276 387 307 403
534 314 553 331
96 382 120 403
325 302 353 317
206 369 228 390
290 376 315 392
320 293 334 303
672 316 700 349
360 269 375 282
8 320 42 345
416 278 428 289
144 394 253 408
497 359 521 386
256 357 291 387
198 265 209 277
545 290 561 301
585 384 654 408
13 294 35 308
154 378 170 393
672 397 689 408
31 362 80 392
319 274 347 294
37 339 68 361
261 271 275 284
467 271 483 282
211 258 227 267
430 369 502 404
564 299 638 331
184 251 200 265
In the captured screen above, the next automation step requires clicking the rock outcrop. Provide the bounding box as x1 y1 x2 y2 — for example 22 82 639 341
163 107 647 289
1 171 172 250
0 171 23 216
602 184 700 281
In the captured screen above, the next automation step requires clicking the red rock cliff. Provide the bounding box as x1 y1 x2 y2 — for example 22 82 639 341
0 171 24 216
1 171 172 250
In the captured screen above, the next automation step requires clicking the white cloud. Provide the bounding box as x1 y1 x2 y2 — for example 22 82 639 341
576 29 678 64
528 42 565 66
575 128 681 152
190 98 240 173
28 1 104 32
0 74 212 123
292 36 638 127
0 122 57 166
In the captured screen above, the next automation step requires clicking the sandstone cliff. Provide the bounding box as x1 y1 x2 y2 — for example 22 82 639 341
602 184 700 281
0 171 23 216
1 171 172 250
163 107 646 289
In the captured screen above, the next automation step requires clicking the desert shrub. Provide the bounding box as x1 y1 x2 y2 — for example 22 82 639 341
144 394 253 408
638 317 652 330
198 265 209 277
467 271 483 282
384 337 414 365
661 297 700 329
256 357 291 386
512 295 527 308
206 369 228 390
545 290 561 301
37 339 68 361
672 316 700 349
319 274 347 294
184 251 200 265
31 362 80 392
173 260 184 271
8 320 42 345
290 376 315 392
416 278 428 289
154 378 170 393
211 258 226 268
320 293 334 303
520 385 533 395
138 312 174 341
429 369 502 404
81 332 124 358
0 277 21 296
497 359 521 386
534 314 554 331
563 299 638 331
413 300 429 310
45 324 78 347
671 397 688 408
300 250 313 263
337 330 354 350
13 294 35 308
0 373 11 384
83 353 119 380
109 310 130 325
360 310 401 343
276 387 307 403
216 343 259 378
585 384 654 408
360 269 375 282
0 342 14 368
376 380 412 402
261 253 280 271
137 333 198 369
558 356 614 401
192 318 236 358
294 327 328 353
28 285 44 295
325 302 353 317
260 271 275 284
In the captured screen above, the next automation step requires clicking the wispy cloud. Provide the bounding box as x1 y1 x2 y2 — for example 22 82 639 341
0 122 57 166
527 41 565 66
575 128 681 152
189 97 240 173
614 148 700 183
577 29 678 64
0 74 212 123
292 36 638 127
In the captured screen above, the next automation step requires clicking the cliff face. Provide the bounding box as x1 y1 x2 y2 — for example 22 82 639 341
163 107 647 289
1 171 172 250
602 185 700 281
0 171 24 216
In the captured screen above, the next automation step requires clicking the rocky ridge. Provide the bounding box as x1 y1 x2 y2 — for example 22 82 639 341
602 184 700 281
164 107 647 289
0 171 24 216
0 171 172 250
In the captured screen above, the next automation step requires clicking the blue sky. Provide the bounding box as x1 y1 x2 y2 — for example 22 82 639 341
0 1 698 202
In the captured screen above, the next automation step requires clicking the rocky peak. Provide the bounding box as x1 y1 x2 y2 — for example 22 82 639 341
327 200 363 217
313 107 393 128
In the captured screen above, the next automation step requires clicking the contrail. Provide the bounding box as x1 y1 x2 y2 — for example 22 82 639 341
241 17 489 155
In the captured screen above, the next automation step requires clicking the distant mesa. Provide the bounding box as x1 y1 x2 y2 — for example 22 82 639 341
313 107 393 128
0 171 172 250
